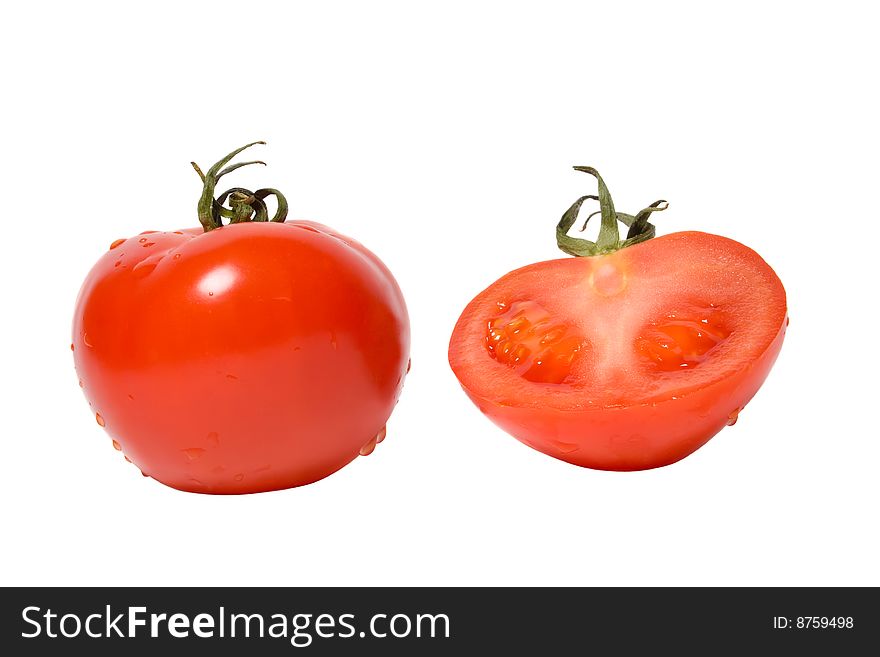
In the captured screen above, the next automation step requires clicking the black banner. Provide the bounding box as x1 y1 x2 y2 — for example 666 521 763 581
0 587 872 655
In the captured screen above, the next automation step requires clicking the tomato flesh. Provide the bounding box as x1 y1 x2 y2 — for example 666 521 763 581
449 231 786 470
73 221 410 493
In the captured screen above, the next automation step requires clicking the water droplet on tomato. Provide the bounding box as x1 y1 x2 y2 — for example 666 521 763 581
124 455 132 463
359 435 378 456
140 230 158 235
109 238 126 250
112 439 121 451
70 343 75 351
208 291 214 296
189 478 205 487
78 379 84 388
173 231 184 235
727 408 741 426
182 448 206 461
95 412 105 427
127 393 135 401
132 260 158 278
226 374 238 380
548 439 579 454
375 425 387 444
114 259 122 267
206 431 219 447
330 333 338 350
173 253 181 260
142 242 155 248
83 333 93 347
234 473 244 482
406 358 411 373
138 237 147 243
141 470 149 477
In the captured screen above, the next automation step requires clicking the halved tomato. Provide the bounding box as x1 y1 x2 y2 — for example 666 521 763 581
449 168 787 471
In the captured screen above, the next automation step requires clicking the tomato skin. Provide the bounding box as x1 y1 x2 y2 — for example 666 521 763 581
73 221 409 493
449 231 787 471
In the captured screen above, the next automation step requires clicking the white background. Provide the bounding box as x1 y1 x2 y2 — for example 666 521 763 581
1 1 877 587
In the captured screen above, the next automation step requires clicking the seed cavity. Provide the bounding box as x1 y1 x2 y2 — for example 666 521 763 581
486 300 587 384
636 307 731 372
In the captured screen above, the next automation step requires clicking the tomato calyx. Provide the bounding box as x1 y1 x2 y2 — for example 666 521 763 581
556 166 668 257
190 141 290 232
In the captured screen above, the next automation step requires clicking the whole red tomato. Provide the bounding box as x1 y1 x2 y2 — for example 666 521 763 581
449 167 786 471
72 143 410 493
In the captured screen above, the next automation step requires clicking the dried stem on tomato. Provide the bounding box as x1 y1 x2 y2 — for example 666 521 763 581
191 141 289 232
556 166 668 257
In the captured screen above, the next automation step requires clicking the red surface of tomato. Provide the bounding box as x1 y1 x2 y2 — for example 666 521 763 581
449 168 786 471
72 143 410 493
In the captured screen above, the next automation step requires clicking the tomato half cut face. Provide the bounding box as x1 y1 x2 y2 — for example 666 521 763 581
449 231 787 470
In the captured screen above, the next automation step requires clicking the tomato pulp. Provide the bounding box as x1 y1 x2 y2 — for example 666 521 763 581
73 144 410 493
448 169 786 471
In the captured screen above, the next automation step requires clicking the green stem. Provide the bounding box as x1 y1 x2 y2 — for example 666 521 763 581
192 142 289 231
556 167 667 257
216 188 269 222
